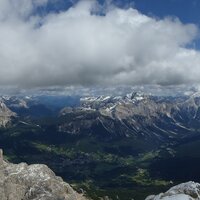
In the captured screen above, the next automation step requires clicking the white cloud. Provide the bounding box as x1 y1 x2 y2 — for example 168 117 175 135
0 0 199 87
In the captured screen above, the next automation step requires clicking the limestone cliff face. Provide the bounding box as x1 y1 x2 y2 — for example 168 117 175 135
146 181 200 200
0 101 16 127
0 150 87 200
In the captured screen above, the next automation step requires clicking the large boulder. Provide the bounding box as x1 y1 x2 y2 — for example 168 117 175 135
146 181 200 200
0 150 87 200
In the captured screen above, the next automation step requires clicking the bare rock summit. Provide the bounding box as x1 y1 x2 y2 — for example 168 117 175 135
0 149 88 200
146 181 200 200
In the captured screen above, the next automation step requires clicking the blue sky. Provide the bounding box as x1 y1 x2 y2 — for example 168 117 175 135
122 0 200 24
43 0 200 25
131 0 200 49
40 0 200 49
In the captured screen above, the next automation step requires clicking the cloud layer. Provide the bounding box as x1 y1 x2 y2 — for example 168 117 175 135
0 0 200 87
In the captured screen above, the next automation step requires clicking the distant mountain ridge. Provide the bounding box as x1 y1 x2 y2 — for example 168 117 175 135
1 92 200 140
58 92 200 140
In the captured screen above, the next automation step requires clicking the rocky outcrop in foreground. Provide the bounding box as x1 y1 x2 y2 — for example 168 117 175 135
146 181 200 200
0 149 87 200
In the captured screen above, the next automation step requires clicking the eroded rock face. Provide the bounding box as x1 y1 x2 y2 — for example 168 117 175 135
0 101 16 127
0 152 87 200
146 181 200 200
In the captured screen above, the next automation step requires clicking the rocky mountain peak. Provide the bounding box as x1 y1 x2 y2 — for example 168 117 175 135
0 149 87 200
146 181 200 200
0 149 3 165
0 101 16 127
0 101 10 113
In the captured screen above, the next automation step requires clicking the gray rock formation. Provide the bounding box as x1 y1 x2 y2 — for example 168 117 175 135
146 181 200 200
0 149 3 165
0 149 87 200
0 101 16 127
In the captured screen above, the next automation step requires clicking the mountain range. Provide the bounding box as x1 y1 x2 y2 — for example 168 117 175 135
1 92 200 199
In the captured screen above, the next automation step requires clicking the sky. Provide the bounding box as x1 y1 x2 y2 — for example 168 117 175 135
0 0 200 88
